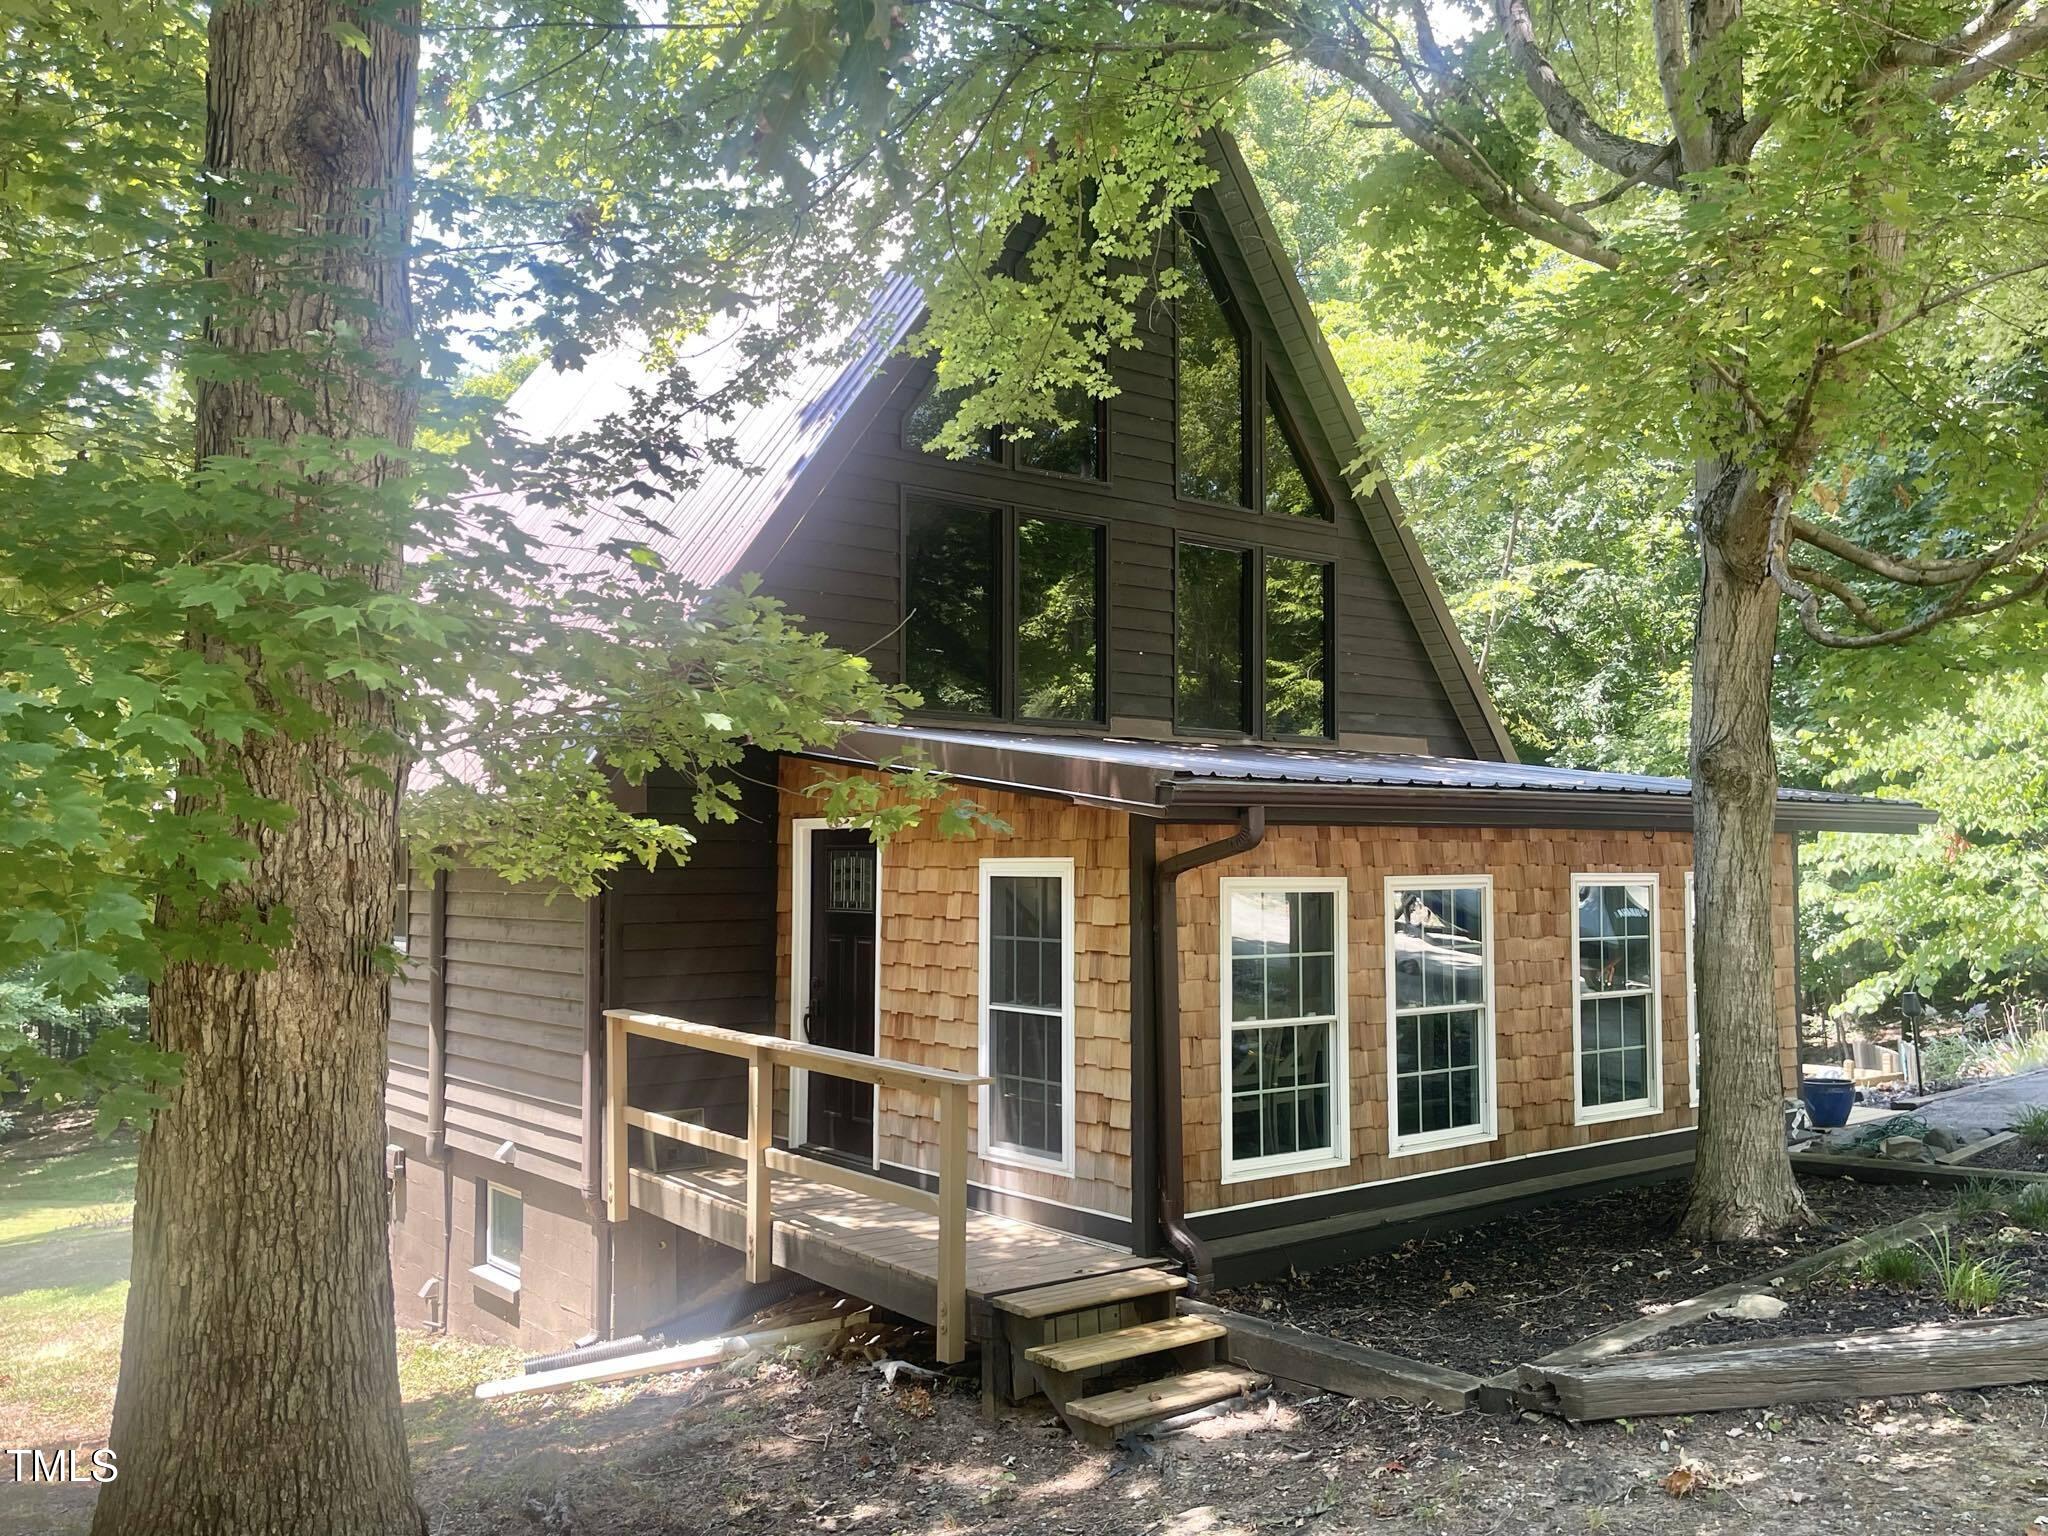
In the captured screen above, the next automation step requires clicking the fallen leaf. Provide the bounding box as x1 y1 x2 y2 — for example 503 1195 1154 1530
1663 1465 1710 1498
1447 1281 1477 1300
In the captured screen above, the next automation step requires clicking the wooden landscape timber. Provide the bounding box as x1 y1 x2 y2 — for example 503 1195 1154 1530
1528 1208 1955 1372
1517 1315 2048 1422
1791 1145 2048 1187
1177 1299 1482 1412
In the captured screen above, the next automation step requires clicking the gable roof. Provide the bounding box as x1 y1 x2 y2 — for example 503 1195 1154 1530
496 138 1514 759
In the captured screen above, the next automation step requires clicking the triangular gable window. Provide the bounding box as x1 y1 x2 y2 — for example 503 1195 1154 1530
1263 390 1329 521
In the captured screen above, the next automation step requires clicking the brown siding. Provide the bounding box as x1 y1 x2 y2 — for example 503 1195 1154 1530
1171 824 1802 1214
385 868 591 1191
778 762 1134 1220
751 248 1479 755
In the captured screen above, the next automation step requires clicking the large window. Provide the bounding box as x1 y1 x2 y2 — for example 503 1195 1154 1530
1263 556 1330 738
906 378 1104 480
1176 228 1246 505
1175 542 1332 738
904 502 999 715
1221 878 1348 1182
1263 393 1327 520
904 500 1103 724
979 859 1075 1172
1385 879 1496 1156
1572 875 1662 1123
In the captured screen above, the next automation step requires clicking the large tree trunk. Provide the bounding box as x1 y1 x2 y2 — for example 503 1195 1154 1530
92 3 423 1533
1681 463 1812 1241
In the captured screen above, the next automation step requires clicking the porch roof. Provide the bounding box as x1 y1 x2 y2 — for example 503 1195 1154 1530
811 724 1932 835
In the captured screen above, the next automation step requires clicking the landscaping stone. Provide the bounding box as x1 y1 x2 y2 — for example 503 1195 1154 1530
1879 1135 1934 1162
1926 1126 1961 1152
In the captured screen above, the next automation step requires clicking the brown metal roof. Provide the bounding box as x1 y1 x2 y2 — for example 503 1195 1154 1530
812 724 1931 834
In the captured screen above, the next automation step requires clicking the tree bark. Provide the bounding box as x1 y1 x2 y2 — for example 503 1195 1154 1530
92 3 423 1533
1681 461 1812 1240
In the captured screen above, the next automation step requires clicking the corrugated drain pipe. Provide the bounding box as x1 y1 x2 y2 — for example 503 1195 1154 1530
1153 806 1265 1285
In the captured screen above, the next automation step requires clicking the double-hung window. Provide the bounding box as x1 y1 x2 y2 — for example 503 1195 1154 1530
1221 878 1348 1182
1572 875 1662 1123
1385 878 1496 1155
979 859 1075 1173
904 499 1105 725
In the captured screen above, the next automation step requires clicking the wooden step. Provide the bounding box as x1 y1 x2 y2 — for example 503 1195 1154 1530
1026 1316 1226 1374
994 1266 1187 1320
1063 1365 1268 1435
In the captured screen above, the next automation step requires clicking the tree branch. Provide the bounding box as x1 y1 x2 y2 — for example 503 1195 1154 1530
1827 255 2048 360
1295 33 1621 269
1787 511 2048 587
1930 4 2048 100
1493 0 1680 188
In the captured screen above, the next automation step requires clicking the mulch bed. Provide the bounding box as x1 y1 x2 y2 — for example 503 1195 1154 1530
1641 1211 2048 1351
1957 1136 2048 1174
1210 1177 1954 1377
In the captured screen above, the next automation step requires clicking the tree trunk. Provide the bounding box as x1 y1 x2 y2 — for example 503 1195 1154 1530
1681 461 1812 1241
92 3 423 1533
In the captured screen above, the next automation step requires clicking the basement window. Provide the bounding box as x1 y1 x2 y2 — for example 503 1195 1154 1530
1572 876 1663 1124
485 1182 523 1278
1221 879 1349 1183
1386 878 1496 1156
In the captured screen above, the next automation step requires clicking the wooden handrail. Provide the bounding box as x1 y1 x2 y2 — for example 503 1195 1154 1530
602 1008 986 1362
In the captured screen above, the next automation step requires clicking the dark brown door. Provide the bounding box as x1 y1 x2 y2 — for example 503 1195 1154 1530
803 829 876 1161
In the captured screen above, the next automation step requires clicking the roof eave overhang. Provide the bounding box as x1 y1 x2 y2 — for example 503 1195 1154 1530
1159 778 1934 835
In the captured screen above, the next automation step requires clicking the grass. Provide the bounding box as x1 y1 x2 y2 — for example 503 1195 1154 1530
2013 1105 2048 1150
2009 1182 2048 1232
0 1111 523 1454
1858 1243 1927 1288
1918 1232 2018 1314
1953 1179 2014 1222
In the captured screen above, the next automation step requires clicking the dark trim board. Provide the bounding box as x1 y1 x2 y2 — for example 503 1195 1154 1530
1189 1132 1698 1289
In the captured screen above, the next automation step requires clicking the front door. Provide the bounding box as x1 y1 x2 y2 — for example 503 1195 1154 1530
802 829 877 1161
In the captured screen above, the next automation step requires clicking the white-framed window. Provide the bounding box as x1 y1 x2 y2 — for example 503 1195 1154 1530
977 858 1076 1174
1685 870 1699 1107
1384 877 1497 1157
1571 874 1663 1124
1220 877 1350 1183
485 1182 523 1277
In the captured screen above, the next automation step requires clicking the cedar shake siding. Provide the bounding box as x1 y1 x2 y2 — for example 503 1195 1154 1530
1167 824 1800 1215
777 760 1136 1226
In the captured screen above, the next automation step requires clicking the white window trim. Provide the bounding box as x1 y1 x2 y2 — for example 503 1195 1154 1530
484 1181 522 1278
1219 875 1352 1186
787 817 884 1170
1570 872 1664 1126
1685 870 1699 1108
977 857 1079 1177
1383 875 1498 1159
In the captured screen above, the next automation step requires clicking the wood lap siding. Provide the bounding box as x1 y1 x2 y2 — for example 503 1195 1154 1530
1171 825 1803 1214
426 868 589 1189
608 769 780 1136
778 761 1134 1218
750 224 1478 754
388 880 432 1141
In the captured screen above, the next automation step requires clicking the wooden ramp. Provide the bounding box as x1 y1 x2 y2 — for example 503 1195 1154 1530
629 1162 1156 1338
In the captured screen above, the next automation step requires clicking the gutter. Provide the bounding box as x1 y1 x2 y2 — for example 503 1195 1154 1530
1152 806 1265 1285
1157 780 1933 836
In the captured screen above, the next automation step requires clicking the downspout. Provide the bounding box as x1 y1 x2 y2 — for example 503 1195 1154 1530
579 888 614 1342
1153 806 1265 1284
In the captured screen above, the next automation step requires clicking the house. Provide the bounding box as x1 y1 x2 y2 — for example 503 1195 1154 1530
382 137 1924 1404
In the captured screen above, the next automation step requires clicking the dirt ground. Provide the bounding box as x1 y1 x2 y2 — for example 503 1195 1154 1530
331 1354 2048 1535
1212 1177 1955 1374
